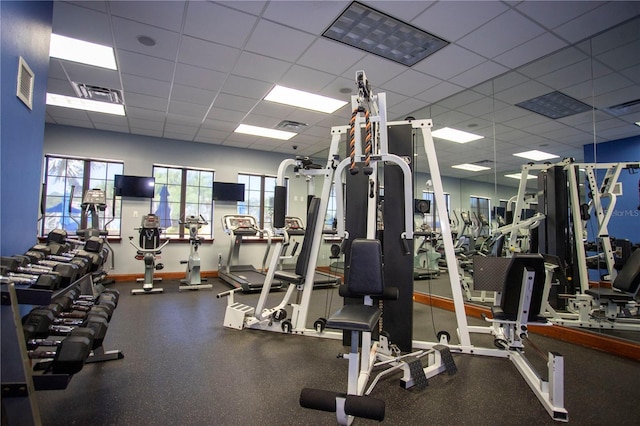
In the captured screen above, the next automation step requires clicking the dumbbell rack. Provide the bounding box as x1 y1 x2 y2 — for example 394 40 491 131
1 277 123 425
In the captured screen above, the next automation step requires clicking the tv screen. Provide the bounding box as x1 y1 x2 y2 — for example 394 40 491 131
114 175 155 198
213 182 245 202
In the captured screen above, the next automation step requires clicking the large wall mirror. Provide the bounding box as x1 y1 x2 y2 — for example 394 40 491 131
409 16 640 349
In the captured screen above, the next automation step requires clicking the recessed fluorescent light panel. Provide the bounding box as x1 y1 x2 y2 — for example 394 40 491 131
234 124 296 141
513 150 559 161
46 93 125 115
452 163 490 172
323 1 449 66
265 86 347 114
50 34 117 70
516 91 591 119
432 127 484 143
505 173 537 180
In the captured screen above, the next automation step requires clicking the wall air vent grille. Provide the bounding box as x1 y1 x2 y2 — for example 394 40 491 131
17 56 35 110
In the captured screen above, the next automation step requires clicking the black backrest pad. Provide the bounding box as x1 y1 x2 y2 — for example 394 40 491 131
614 248 640 295
347 239 384 296
294 197 320 277
501 253 546 321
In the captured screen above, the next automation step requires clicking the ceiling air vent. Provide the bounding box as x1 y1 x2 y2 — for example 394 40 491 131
603 98 640 116
473 159 494 166
276 120 307 131
16 56 34 110
72 82 123 104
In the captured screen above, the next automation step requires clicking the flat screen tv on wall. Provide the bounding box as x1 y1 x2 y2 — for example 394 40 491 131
213 182 245 202
114 175 155 198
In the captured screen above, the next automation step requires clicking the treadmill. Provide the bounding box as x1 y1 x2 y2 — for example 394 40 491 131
279 216 341 288
218 215 283 292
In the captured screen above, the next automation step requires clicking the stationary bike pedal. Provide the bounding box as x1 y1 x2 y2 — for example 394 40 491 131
155 263 164 270
180 260 188 264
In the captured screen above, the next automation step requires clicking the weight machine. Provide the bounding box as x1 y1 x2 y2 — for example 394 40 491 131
129 214 169 295
178 215 212 291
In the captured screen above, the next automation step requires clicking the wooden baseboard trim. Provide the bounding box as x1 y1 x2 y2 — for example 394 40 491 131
109 271 219 282
413 292 640 362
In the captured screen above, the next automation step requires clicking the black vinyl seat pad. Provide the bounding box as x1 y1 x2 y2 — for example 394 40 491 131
326 304 382 332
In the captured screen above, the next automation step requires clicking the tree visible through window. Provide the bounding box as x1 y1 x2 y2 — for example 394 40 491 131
41 155 123 237
152 166 214 238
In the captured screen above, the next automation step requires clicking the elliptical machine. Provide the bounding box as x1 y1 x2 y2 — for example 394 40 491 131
178 215 212 291
129 214 169 295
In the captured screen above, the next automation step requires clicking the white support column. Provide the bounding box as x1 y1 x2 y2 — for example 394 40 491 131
414 119 471 347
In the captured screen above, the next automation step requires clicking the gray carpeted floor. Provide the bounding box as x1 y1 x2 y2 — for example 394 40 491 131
35 279 640 426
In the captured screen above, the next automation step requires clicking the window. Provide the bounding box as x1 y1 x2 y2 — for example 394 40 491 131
152 166 214 238
421 191 450 231
470 195 491 235
237 173 280 230
325 184 338 230
41 155 123 237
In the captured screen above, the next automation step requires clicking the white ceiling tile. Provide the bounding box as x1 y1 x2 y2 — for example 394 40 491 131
195 128 229 144
128 118 164 131
52 2 111 45
131 127 163 138
116 50 175 82
93 123 129 133
47 77 75 97
121 74 171 98
280 66 339 92
164 131 195 142
171 84 216 106
125 106 166 122
232 52 290 83
536 59 594 91
46 105 91 121
481 105 530 124
553 2 640 43
173 64 226 91
201 120 236 132
413 44 486 80
518 47 587 79
262 1 348 34
178 36 241 73
515 1 604 30
381 70 440 97
60 61 121 89
493 33 567 69
184 1 257 48
341 54 407 86
207 107 249 123
411 1 509 42
220 75 272 100
298 38 366 76
594 85 640 110
596 40 640 72
214 93 258 113
245 20 316 62
591 17 640 55
449 61 509 89
251 101 295 120
414 81 465 104
164 122 199 135
285 110 330 127
216 1 267 16
124 92 168 112
89 113 128 126
457 10 546 59
112 17 180 61
438 90 485 110
109 0 185 32
492 79 551 104
388 98 430 120
167 100 209 118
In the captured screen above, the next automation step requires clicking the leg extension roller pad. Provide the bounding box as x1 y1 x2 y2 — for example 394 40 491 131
300 388 385 421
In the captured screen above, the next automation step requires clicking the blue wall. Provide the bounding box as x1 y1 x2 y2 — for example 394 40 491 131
583 135 640 244
1 1 53 256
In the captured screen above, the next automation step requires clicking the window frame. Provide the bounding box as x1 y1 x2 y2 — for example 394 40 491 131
421 190 451 232
41 154 123 238
151 164 215 240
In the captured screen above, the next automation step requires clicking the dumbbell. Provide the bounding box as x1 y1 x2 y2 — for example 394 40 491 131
23 307 108 349
53 289 117 321
27 327 94 375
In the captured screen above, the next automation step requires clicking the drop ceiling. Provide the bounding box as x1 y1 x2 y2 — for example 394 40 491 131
45 1 640 187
